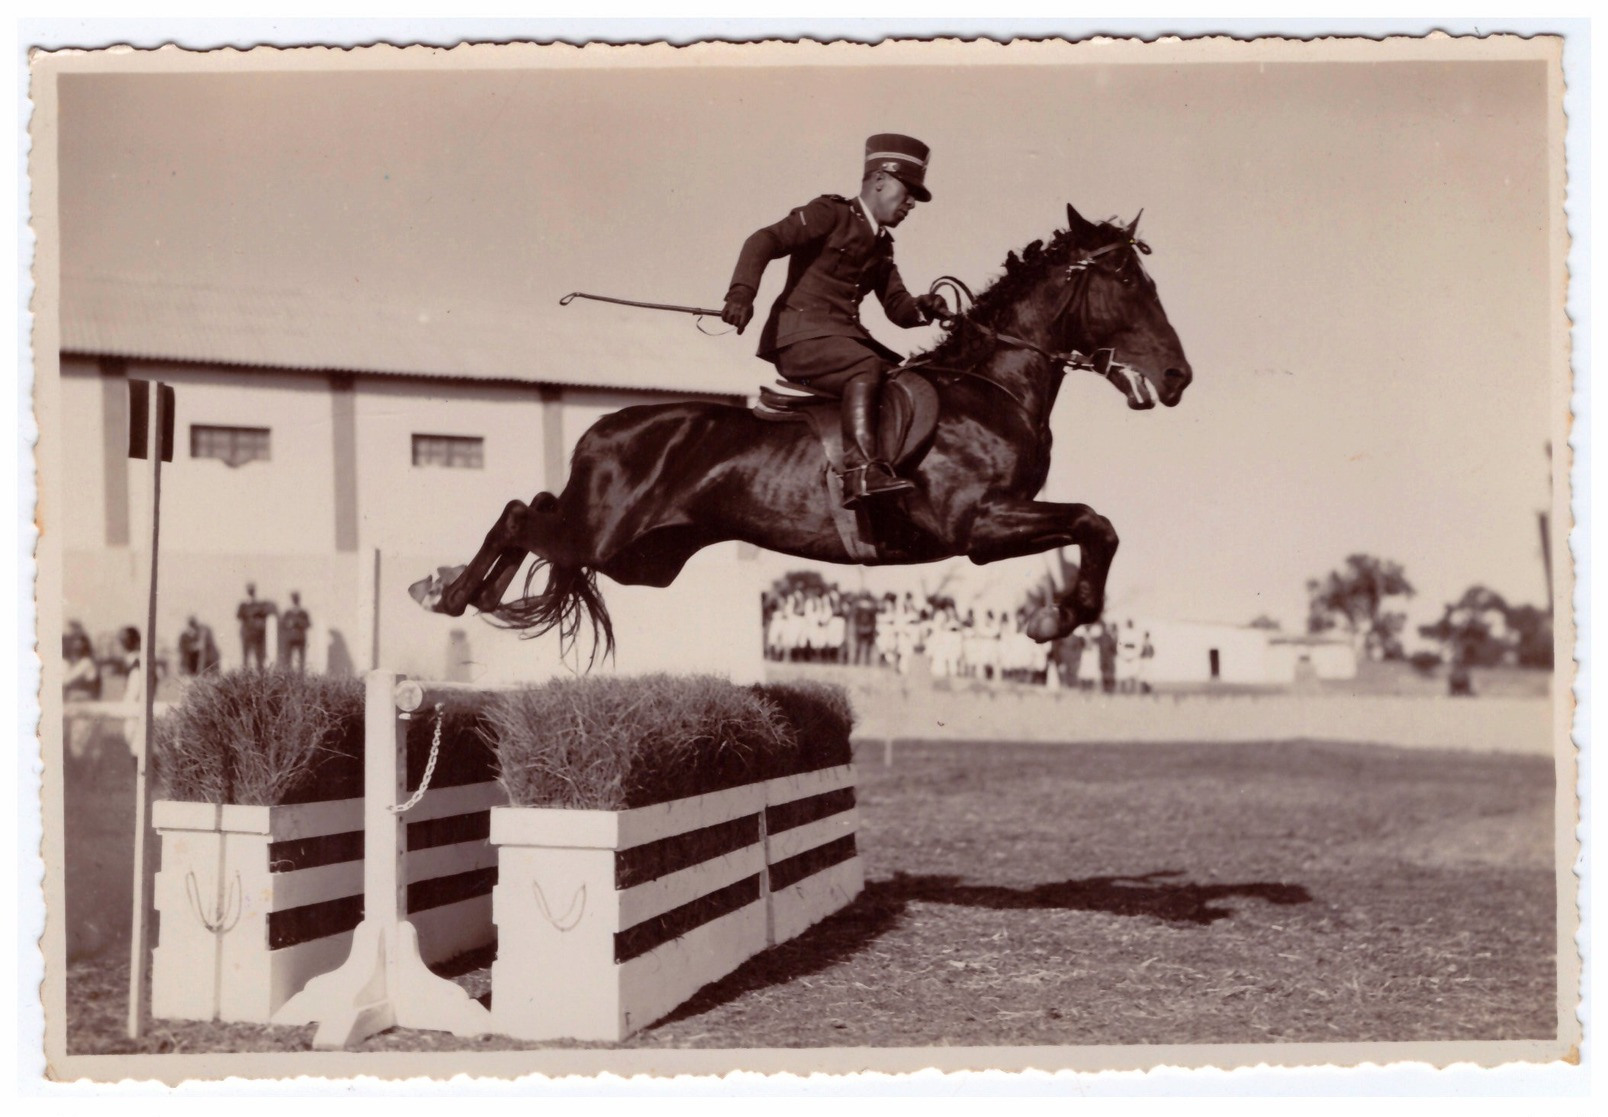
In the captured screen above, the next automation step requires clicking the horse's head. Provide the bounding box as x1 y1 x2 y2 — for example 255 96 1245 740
1056 204 1193 410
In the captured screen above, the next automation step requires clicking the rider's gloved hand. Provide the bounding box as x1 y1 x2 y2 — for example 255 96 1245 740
914 292 950 324
722 287 755 334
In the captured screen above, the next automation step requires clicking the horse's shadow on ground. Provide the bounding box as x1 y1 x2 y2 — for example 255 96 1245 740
654 869 1312 1028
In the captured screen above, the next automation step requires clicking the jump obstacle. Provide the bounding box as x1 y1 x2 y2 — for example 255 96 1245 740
149 669 863 1046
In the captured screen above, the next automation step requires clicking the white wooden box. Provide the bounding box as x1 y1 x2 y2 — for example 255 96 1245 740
489 763 862 1042
762 764 864 946
489 782 771 1042
150 779 503 1023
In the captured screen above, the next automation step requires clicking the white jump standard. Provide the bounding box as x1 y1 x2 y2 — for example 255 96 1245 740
272 671 494 1048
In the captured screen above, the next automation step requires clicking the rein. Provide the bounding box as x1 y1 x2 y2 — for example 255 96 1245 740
909 233 1146 415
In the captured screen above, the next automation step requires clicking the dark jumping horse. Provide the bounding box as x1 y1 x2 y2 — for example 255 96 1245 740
414 204 1192 656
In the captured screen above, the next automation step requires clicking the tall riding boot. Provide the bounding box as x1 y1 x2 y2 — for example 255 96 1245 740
840 372 915 508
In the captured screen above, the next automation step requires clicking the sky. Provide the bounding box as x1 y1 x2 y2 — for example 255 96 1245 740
53 43 1563 637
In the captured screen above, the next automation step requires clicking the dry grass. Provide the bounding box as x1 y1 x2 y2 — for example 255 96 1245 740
151 670 364 806
491 674 797 809
66 738 1558 1054
753 679 855 773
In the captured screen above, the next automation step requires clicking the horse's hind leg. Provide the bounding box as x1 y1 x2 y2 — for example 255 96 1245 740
430 499 530 617
468 493 558 612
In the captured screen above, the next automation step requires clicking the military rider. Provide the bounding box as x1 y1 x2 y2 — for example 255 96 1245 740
721 133 949 507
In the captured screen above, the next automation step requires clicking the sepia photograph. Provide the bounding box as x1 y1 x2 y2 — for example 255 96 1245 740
26 30 1578 1086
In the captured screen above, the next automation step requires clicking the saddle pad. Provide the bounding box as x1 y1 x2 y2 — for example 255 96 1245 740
750 372 939 471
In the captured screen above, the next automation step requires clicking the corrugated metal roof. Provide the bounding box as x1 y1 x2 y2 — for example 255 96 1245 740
59 272 757 398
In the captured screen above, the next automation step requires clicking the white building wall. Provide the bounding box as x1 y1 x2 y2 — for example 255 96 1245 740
1309 642 1359 679
60 360 346 671
1141 619 1272 684
1265 639 1359 682
134 361 339 556
351 377 549 557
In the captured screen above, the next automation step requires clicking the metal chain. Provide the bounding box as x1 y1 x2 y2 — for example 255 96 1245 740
389 702 443 814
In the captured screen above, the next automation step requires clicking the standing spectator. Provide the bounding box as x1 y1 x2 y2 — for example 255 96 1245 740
1118 619 1142 693
178 616 206 676
1056 629 1087 691
850 592 879 666
1137 630 1155 694
118 626 145 751
1097 622 1118 694
200 622 222 673
237 583 276 670
63 624 101 701
280 591 312 673
927 606 964 679
824 593 847 664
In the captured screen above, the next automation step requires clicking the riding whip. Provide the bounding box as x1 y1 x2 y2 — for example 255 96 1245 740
560 291 725 317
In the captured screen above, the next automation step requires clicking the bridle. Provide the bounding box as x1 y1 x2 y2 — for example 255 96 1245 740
905 229 1153 414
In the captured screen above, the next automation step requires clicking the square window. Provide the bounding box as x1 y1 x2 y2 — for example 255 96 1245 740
191 425 271 467
412 434 484 469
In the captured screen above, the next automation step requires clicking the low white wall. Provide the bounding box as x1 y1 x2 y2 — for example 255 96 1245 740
817 670 1557 755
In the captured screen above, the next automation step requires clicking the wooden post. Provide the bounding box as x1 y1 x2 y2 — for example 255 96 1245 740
126 380 171 1039
370 547 383 670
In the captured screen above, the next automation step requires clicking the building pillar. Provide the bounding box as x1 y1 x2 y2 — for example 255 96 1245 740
330 373 358 553
100 357 130 547
539 385 565 493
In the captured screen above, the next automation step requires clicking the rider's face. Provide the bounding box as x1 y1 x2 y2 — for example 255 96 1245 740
868 173 916 227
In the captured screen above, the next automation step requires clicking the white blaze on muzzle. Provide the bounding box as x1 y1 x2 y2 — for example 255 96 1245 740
1105 364 1157 410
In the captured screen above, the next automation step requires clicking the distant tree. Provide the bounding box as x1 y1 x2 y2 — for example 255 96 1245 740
1418 588 1553 670
1306 554 1415 661
1248 615 1282 631
1504 603 1554 669
1417 585 1512 668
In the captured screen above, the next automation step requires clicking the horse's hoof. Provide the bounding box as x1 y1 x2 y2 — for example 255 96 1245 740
408 566 468 615
1024 605 1068 643
407 574 441 609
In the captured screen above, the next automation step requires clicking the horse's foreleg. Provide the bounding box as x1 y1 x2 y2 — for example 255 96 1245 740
965 499 1118 639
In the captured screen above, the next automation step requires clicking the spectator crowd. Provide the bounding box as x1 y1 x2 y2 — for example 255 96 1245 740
762 582 1158 693
61 583 317 707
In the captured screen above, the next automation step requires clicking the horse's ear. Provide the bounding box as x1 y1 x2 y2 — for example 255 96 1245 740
1124 209 1144 237
1066 203 1097 239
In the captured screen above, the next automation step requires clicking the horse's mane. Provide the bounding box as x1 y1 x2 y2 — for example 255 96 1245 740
912 217 1127 368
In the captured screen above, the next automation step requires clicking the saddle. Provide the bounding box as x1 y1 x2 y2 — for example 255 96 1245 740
753 371 940 562
753 370 941 473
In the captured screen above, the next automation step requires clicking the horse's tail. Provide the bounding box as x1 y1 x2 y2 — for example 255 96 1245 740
492 557 616 666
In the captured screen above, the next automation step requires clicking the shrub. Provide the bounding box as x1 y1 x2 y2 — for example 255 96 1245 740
752 679 855 776
1409 650 1444 676
153 671 504 806
490 674 798 810
152 670 365 806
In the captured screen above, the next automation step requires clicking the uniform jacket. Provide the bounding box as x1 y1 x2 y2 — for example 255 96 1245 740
727 194 926 361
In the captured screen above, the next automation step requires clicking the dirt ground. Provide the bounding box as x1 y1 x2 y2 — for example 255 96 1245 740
58 736 1559 1057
